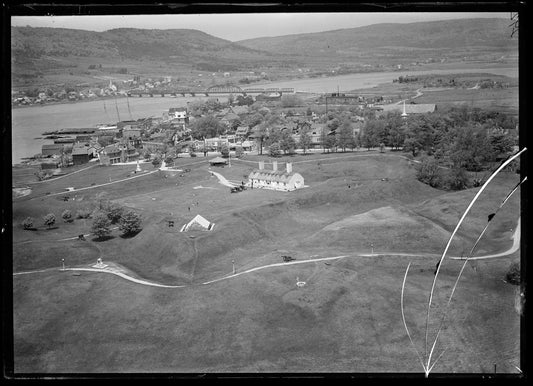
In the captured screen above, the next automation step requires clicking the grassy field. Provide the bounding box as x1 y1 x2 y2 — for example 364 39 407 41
12 151 521 373
347 73 518 116
415 87 518 116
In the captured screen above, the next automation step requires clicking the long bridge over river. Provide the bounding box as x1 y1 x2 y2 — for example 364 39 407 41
127 85 295 98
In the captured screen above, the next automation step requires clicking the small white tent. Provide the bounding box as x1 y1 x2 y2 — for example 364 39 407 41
180 214 215 232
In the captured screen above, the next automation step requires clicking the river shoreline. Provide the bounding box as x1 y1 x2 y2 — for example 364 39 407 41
11 65 518 165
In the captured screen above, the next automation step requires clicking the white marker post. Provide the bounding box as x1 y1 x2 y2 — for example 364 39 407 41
61 258 65 271
371 243 374 255
232 260 235 274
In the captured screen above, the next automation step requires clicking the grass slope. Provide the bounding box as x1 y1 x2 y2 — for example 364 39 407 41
12 152 521 372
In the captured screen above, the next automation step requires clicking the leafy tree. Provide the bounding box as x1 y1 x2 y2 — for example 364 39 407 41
279 130 296 154
348 132 359 150
447 125 492 171
403 137 422 157
269 142 281 157
416 158 442 188
324 135 337 153
361 119 385 150
230 118 242 131
488 131 515 160
252 123 269 155
61 209 73 223
190 115 226 139
244 113 264 129
319 127 329 153
444 167 469 191
386 114 406 150
119 210 142 236
336 120 353 152
22 217 34 230
236 95 254 106
152 156 161 168
227 93 235 106
43 213 56 229
299 129 312 154
235 146 244 158
103 202 124 224
220 143 230 158
91 212 112 240
326 118 340 133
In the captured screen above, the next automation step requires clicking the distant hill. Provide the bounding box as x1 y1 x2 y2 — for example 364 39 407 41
10 19 518 90
11 26 271 63
236 18 517 57
11 26 283 88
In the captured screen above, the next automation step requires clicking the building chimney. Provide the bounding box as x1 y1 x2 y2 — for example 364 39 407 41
259 161 264 170
286 162 292 174
272 161 278 171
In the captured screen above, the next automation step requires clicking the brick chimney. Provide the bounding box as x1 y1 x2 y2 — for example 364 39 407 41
286 162 292 174
272 160 278 171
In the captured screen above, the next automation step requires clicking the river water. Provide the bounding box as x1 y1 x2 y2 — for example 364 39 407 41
11 66 517 164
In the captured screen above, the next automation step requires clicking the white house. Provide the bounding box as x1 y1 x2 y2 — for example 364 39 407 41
248 161 304 192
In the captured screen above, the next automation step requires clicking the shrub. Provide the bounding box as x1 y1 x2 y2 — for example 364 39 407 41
61 209 73 222
506 261 520 285
22 217 34 230
43 213 56 229
235 147 244 158
119 210 142 236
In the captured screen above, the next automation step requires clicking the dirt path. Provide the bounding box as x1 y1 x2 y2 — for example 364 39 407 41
209 171 236 187
27 164 98 185
13 212 520 288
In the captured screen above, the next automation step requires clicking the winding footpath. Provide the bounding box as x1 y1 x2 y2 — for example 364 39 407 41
13 157 521 289
13 217 520 289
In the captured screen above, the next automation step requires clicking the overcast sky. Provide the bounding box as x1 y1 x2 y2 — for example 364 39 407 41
11 12 511 41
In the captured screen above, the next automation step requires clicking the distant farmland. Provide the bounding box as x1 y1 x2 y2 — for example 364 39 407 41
415 87 518 116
